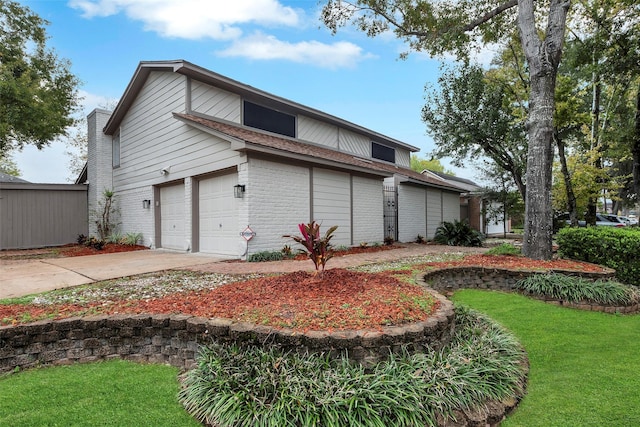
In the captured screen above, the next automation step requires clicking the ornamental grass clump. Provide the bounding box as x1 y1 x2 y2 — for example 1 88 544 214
179 306 527 427
516 273 639 306
284 221 338 272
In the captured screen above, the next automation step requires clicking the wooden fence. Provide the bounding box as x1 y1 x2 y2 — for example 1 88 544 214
0 183 88 250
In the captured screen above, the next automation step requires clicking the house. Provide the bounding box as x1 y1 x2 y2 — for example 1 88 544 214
421 170 511 235
81 60 464 257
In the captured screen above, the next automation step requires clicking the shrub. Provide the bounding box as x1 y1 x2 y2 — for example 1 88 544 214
281 245 293 258
76 234 87 245
415 234 425 244
283 221 337 272
384 235 395 245
557 227 640 285
516 273 639 305
85 236 105 250
123 232 143 246
486 243 521 256
106 232 123 244
247 251 284 262
179 306 526 427
434 220 484 247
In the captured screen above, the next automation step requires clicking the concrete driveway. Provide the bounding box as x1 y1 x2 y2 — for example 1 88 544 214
0 250 226 299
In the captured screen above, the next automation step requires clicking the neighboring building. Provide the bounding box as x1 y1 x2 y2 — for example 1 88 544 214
82 60 464 257
0 172 29 183
422 170 511 235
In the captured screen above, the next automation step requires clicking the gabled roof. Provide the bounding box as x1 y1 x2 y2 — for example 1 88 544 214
174 113 464 193
422 170 480 193
0 172 29 183
103 60 419 154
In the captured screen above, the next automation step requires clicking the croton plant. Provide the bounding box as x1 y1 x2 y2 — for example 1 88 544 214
284 221 338 272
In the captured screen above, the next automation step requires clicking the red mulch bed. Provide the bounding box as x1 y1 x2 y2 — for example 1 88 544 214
58 244 148 257
0 270 438 331
425 254 609 273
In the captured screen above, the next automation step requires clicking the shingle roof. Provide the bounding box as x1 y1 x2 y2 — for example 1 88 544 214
0 172 29 183
173 113 464 193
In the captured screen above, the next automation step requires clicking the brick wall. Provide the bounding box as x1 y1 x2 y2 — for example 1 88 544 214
87 109 114 238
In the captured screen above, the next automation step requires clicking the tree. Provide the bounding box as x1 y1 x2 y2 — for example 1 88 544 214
0 150 20 176
0 0 80 153
409 155 451 174
422 62 528 200
322 0 571 259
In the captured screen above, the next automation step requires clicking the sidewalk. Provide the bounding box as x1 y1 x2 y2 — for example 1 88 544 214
0 251 226 299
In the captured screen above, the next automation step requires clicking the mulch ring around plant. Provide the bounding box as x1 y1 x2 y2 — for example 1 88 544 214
0 270 440 331
0 243 148 260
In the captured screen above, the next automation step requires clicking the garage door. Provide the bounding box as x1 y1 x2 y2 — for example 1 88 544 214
312 168 351 246
199 173 238 255
160 183 185 250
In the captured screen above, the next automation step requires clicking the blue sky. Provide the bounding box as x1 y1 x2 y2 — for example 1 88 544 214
14 0 487 183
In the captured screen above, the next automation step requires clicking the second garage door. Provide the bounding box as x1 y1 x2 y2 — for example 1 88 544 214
199 174 239 255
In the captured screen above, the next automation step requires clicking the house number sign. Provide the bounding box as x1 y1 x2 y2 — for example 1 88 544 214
240 226 256 241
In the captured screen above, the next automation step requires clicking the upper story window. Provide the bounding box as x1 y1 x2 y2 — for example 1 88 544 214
112 131 121 168
372 141 395 163
243 100 296 138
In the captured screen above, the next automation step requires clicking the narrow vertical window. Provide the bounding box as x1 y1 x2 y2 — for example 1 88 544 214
112 131 120 168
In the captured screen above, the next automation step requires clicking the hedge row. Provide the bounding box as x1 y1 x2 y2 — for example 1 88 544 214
557 227 640 286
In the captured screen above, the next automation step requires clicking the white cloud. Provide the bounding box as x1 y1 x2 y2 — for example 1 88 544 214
69 0 302 40
217 32 374 69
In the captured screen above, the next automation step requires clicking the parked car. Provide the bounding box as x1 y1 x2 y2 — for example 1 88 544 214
616 215 638 226
595 214 626 227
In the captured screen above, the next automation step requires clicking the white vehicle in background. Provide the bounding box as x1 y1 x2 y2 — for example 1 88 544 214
616 215 638 226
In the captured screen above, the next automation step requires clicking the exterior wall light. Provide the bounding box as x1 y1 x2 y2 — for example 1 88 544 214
234 184 245 198
142 199 151 209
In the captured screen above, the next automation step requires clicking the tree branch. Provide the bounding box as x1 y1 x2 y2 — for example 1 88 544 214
462 0 519 32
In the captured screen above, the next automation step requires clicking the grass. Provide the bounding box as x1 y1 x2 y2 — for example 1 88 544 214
452 289 640 427
0 360 200 427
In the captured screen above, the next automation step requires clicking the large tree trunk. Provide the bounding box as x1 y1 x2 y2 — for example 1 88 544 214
519 0 570 260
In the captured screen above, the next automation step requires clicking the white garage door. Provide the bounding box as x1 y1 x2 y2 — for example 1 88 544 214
160 184 185 250
199 173 238 255
312 168 351 246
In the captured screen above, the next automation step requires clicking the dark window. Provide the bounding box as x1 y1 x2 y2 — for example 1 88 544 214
372 142 395 163
243 101 296 137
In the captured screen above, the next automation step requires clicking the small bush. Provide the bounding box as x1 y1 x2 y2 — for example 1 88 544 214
557 227 640 285
106 232 123 244
384 235 395 246
76 234 87 245
415 234 425 244
516 273 639 305
434 220 484 247
247 251 284 262
281 245 293 258
86 237 105 251
123 232 142 246
179 306 526 427
486 243 521 256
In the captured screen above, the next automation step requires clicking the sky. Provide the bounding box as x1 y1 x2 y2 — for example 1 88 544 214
12 0 491 183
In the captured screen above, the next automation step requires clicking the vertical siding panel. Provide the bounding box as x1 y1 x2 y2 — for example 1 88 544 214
352 176 384 244
312 168 351 246
442 191 460 223
426 189 442 239
397 185 426 243
0 184 88 250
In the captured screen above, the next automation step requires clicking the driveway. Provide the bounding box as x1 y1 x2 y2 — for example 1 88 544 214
0 251 226 299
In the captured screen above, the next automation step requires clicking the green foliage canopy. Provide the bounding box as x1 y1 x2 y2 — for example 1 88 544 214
0 0 81 153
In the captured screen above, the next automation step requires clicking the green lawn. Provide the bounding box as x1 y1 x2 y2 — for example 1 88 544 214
0 360 200 427
452 289 640 427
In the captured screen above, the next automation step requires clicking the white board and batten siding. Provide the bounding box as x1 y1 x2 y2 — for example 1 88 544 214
397 185 427 243
159 183 186 250
352 176 384 244
442 191 461 223
312 168 351 246
198 173 239 256
426 189 442 239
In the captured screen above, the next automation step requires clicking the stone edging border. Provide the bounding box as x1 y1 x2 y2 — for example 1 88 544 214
418 265 639 314
0 290 455 374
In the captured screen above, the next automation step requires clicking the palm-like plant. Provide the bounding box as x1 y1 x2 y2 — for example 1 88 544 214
434 219 484 247
284 221 338 272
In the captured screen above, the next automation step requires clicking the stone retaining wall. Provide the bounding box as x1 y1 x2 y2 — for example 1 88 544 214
420 266 639 314
0 291 454 374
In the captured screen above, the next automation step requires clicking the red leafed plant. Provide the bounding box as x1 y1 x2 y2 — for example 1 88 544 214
284 221 338 272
